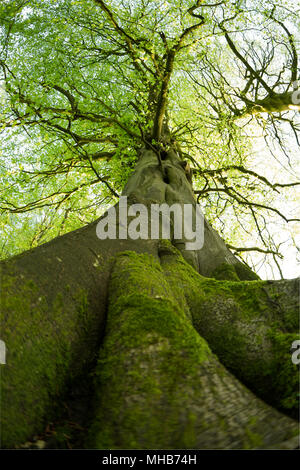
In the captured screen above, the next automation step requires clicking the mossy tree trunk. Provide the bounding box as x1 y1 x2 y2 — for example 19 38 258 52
1 142 299 449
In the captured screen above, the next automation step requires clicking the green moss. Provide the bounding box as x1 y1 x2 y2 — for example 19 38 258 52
87 252 216 449
262 282 299 333
74 289 92 334
158 244 299 417
181 413 198 448
189 280 299 416
0 274 99 448
268 330 300 414
87 250 298 449
212 263 240 281
2 245 298 449
234 262 260 281
88 297 212 449
243 417 263 449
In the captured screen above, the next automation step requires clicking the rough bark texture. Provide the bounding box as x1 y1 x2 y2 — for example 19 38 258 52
87 247 299 449
0 145 299 449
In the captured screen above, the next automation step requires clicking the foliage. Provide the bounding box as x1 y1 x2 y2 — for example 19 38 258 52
0 0 299 277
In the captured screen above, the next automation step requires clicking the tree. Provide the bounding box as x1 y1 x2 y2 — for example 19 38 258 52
0 0 299 449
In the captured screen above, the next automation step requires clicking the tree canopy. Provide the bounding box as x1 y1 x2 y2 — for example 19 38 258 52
1 0 300 450
0 0 299 278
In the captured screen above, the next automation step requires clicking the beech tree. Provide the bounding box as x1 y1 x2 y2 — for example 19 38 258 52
0 0 299 449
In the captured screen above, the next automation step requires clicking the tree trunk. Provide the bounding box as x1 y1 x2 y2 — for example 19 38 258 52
0 144 299 449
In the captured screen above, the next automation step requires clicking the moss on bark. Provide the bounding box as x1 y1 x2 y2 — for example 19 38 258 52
212 262 241 281
0 273 102 448
212 262 260 281
160 245 299 418
1 240 298 449
87 248 298 449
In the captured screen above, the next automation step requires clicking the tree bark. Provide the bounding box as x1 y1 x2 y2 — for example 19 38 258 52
247 91 300 114
0 144 299 449
86 247 299 449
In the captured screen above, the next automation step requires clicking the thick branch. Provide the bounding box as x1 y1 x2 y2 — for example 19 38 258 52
152 3 205 140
